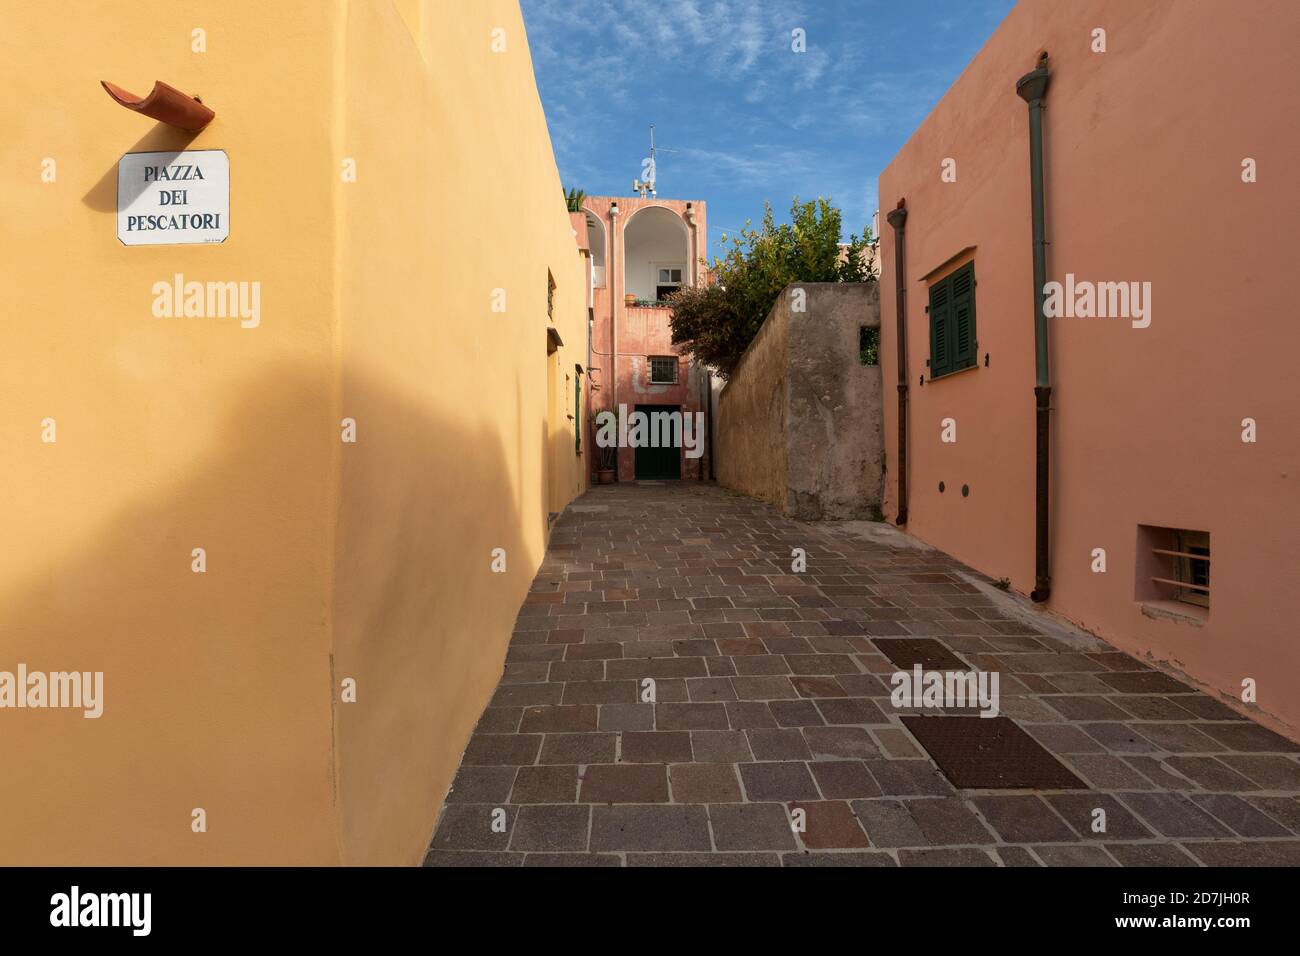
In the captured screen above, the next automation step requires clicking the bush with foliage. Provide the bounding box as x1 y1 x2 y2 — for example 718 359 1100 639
669 197 874 377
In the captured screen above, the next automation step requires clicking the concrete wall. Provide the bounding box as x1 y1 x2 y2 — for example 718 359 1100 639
877 0 1300 737
718 283 882 519
0 0 588 865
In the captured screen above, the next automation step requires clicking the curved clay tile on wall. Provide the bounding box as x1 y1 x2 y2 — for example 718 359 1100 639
101 80 214 132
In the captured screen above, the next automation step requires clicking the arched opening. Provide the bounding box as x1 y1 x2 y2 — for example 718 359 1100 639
622 205 689 303
584 211 606 289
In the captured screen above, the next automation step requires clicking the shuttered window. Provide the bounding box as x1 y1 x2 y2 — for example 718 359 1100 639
928 261 977 379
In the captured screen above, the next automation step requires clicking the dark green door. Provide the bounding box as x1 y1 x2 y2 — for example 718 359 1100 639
634 404 681 480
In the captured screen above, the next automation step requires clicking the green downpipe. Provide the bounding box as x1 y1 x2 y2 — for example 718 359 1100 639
1016 54 1052 602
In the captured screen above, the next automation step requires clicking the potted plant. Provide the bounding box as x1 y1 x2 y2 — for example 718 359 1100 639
596 444 617 483
624 293 637 307
591 413 617 483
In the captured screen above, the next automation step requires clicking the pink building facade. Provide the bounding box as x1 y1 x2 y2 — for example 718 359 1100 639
877 0 1300 738
577 196 713 481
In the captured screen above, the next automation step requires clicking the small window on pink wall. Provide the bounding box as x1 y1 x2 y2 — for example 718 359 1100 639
649 356 678 384
1136 524 1210 619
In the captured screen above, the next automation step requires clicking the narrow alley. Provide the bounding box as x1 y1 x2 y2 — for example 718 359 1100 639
427 483 1300 866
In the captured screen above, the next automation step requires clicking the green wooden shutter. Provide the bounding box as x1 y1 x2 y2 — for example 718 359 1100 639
929 278 952 378
928 262 977 379
951 262 976 371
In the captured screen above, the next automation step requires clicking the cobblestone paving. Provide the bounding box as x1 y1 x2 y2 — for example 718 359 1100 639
426 483 1300 866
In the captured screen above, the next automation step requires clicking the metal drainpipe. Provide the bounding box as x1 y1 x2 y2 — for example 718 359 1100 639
609 201 620 481
1016 54 1052 602
706 370 715 480
885 200 909 525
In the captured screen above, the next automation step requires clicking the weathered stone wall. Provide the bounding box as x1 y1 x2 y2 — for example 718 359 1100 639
714 289 789 509
717 282 882 519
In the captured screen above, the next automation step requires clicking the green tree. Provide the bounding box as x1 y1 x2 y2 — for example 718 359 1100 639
668 197 874 377
563 186 587 212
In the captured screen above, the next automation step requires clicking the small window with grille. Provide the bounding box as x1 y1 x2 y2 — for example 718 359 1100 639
649 356 678 384
1137 524 1210 616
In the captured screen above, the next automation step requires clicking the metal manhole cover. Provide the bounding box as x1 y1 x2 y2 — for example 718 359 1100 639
901 715 1088 789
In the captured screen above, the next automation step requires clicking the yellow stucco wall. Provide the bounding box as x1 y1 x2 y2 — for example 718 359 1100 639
0 0 588 865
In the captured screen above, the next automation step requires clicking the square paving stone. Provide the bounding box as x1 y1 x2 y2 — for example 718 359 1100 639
850 799 927 847
791 676 848 698
1247 796 1300 834
804 726 879 760
864 759 955 796
463 734 542 767
590 805 712 852
1188 793 1291 837
769 699 825 727
1097 671 1194 694
620 731 692 764
970 795 1076 843
429 804 516 851
898 848 995 867
598 702 654 732
815 698 889 725
1180 841 1300 867
1118 792 1233 838
901 716 1087 789
519 704 598 734
907 797 995 845
810 761 881 799
669 763 743 803
1030 845 1115 867
1218 755 1300 790
509 805 590 852
709 803 797 850
656 702 729 730
787 800 870 849
691 730 753 763
579 764 669 803
994 847 1042 867
1044 793 1153 840
731 676 800 700
522 853 621 867
747 728 813 761
725 701 779 729
424 850 522 867
1163 756 1256 791
739 761 821 801
539 733 617 765
446 765 517 804
510 765 579 804
1198 722 1300 753
1103 843 1198 867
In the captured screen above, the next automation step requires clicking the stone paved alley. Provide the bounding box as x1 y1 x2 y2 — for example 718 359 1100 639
426 484 1300 866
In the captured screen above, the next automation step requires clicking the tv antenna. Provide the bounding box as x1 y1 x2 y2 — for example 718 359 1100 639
633 124 680 198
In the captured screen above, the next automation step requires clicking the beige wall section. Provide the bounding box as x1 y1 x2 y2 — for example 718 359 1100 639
0 0 588 864
0 0 342 864
716 291 790 509
330 0 589 866
717 283 882 520
878 0 1300 737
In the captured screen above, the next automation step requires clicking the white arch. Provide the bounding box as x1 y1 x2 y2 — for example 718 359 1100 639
622 205 691 301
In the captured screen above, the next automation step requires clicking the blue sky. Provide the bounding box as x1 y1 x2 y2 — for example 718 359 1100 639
520 0 1016 248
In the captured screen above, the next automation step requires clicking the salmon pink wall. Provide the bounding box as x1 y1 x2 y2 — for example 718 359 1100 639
583 196 710 480
878 0 1300 737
